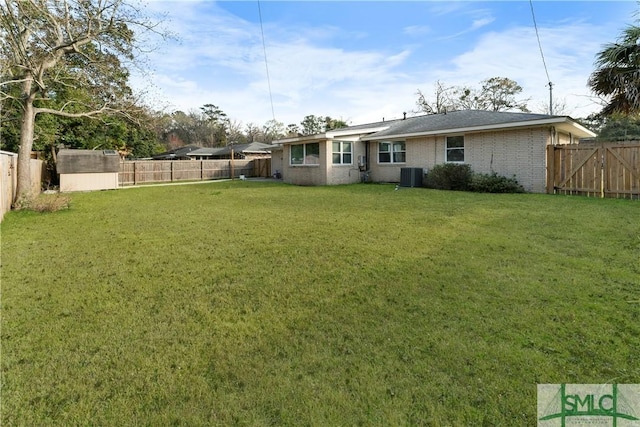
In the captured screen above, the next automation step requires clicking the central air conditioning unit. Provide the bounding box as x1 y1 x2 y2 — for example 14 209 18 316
400 167 423 188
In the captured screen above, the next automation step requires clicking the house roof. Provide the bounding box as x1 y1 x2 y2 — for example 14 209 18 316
362 110 595 140
274 110 595 145
188 142 274 157
153 145 201 160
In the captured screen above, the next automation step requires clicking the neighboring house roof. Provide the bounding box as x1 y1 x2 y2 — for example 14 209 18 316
188 142 274 158
153 145 201 160
274 110 595 145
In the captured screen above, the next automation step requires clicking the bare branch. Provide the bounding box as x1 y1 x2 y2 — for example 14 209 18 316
33 104 112 118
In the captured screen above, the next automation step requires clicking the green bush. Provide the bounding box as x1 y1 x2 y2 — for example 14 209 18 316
470 172 525 193
425 164 525 193
424 163 472 191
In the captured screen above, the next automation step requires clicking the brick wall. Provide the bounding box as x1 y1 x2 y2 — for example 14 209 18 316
279 126 574 192
327 140 366 185
282 143 327 186
369 127 558 193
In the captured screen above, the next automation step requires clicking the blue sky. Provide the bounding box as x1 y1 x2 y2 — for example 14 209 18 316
136 1 639 127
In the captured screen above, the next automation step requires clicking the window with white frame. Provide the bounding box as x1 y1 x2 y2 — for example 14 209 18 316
378 141 406 163
332 141 352 165
446 136 464 162
290 142 320 165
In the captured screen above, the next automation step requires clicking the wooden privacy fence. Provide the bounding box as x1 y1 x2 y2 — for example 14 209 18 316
119 159 271 186
547 144 640 199
1 152 44 221
1 151 18 221
253 158 271 179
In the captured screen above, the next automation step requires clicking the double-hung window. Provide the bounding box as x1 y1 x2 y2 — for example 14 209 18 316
378 141 405 163
446 136 464 163
290 142 320 165
332 141 352 165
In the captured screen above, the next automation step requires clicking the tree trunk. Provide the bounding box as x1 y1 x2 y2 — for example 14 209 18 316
15 78 37 205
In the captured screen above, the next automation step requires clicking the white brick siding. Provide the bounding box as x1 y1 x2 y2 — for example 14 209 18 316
282 143 327 185
280 125 576 192
327 140 366 185
282 140 365 185
369 127 556 192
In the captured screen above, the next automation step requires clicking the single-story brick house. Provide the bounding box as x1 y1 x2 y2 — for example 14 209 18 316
273 110 596 192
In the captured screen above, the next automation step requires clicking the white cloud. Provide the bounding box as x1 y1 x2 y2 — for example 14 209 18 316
404 25 431 37
424 23 612 117
135 2 417 123
132 2 625 127
471 17 495 31
438 9 496 40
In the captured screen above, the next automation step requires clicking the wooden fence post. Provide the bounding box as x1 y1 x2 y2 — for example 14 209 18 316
546 145 555 194
599 146 605 199
230 147 235 179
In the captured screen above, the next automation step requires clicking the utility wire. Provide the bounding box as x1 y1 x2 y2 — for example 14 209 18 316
529 0 554 114
258 0 276 122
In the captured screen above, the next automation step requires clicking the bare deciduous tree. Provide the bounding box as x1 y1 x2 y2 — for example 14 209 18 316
416 77 530 114
415 81 456 114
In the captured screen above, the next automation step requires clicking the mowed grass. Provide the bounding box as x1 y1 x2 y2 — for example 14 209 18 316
1 181 639 426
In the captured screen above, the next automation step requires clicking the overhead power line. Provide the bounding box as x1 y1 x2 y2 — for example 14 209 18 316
258 0 276 122
529 0 554 115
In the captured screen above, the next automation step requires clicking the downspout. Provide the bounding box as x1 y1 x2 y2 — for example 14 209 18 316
546 127 556 194
363 141 371 182
365 142 370 171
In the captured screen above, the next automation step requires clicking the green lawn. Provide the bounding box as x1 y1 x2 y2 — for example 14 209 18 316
2 182 639 426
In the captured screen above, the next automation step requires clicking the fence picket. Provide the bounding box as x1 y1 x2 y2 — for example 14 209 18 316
549 144 640 199
119 159 271 186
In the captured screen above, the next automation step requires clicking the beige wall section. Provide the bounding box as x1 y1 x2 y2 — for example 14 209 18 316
368 142 402 183
282 143 327 186
369 127 557 192
463 128 551 193
271 148 284 178
282 139 365 185
412 127 554 193
327 139 366 185
368 139 437 183
280 126 572 191
556 131 575 145
60 173 119 192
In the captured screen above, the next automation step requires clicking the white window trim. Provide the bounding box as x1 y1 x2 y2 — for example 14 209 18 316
445 135 465 163
378 141 406 164
332 141 353 165
290 142 320 166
